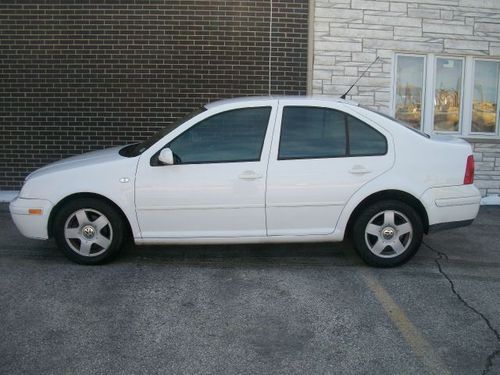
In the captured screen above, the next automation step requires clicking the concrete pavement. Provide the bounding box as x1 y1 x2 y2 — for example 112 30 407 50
0 203 499 374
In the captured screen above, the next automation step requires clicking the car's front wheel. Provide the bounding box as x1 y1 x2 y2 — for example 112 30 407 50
352 200 423 267
53 198 125 264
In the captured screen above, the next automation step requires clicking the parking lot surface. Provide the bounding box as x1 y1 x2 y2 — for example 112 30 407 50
1 203 499 375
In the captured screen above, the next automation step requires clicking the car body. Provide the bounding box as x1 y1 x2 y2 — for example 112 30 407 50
10 96 481 266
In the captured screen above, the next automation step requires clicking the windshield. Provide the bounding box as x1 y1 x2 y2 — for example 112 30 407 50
121 107 207 157
360 106 430 138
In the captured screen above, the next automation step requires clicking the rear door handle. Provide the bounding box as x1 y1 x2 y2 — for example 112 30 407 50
349 165 371 175
238 171 263 180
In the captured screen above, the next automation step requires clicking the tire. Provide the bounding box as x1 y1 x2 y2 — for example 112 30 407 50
352 200 423 267
53 198 126 265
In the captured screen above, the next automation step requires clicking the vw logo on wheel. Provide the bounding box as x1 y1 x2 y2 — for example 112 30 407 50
82 225 96 239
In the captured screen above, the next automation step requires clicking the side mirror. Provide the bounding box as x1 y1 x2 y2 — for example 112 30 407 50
158 148 175 165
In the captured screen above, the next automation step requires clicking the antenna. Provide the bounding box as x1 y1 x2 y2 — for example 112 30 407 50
340 57 380 100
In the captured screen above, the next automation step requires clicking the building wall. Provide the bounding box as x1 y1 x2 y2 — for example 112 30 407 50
472 140 500 197
0 0 308 190
312 0 500 197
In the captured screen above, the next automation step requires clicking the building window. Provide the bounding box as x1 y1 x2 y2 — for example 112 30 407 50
394 55 425 130
434 57 464 132
472 60 499 134
393 53 500 138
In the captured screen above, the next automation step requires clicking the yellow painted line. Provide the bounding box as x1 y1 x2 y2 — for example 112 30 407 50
342 249 450 374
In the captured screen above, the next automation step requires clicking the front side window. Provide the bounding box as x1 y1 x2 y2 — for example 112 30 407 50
394 55 425 130
168 107 271 164
434 57 463 132
472 60 499 134
278 106 386 160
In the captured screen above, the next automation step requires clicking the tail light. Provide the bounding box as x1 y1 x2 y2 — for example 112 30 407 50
464 155 474 185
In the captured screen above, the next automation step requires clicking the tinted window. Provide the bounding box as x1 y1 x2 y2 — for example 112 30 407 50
168 107 271 164
279 107 346 159
347 115 387 156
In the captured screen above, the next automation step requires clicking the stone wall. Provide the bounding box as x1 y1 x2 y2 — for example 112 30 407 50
313 0 500 110
312 0 500 198
471 140 500 197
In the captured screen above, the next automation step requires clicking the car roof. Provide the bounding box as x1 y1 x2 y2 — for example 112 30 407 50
203 95 359 109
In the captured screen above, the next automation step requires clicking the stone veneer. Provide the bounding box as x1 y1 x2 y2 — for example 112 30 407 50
470 140 500 197
312 0 500 198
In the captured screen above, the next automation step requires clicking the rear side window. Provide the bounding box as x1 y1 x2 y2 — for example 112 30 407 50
278 106 387 160
279 107 346 159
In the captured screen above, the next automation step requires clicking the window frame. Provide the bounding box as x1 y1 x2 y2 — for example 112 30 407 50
277 105 387 161
431 55 465 135
151 106 273 166
392 53 427 131
392 53 500 139
469 58 500 137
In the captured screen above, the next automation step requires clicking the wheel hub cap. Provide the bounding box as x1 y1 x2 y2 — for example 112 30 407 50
381 226 395 240
82 225 96 239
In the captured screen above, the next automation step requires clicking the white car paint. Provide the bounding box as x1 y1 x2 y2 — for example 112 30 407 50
265 99 395 236
134 99 278 238
10 96 481 247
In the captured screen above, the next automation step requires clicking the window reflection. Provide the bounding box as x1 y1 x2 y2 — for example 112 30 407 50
472 60 499 134
395 55 425 130
434 58 463 132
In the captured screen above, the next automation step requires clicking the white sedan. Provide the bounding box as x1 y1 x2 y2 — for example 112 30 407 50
10 96 481 267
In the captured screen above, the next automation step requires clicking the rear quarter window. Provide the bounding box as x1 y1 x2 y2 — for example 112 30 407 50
347 115 387 156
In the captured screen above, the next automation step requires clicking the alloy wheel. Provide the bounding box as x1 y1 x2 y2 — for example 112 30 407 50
63 208 113 257
364 209 413 258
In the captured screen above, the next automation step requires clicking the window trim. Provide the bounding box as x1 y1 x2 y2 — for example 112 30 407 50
277 106 387 161
392 53 427 131
150 106 272 166
431 55 465 135
469 58 500 137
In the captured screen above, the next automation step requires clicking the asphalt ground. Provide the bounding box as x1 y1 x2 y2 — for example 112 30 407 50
1 203 499 375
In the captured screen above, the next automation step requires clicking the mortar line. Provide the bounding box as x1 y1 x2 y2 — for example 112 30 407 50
268 0 273 95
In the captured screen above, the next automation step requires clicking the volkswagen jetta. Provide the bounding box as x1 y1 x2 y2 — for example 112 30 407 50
10 97 481 267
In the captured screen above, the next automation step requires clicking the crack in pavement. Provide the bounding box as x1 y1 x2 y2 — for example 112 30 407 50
423 241 500 375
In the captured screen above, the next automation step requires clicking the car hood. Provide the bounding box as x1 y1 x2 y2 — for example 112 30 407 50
26 146 126 181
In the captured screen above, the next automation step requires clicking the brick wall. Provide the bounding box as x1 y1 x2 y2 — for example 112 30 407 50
0 0 308 189
313 0 500 197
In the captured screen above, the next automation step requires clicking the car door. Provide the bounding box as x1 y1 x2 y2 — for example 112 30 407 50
266 100 394 236
135 102 277 238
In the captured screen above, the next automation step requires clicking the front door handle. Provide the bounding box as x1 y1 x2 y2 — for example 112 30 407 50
349 165 371 175
238 171 263 180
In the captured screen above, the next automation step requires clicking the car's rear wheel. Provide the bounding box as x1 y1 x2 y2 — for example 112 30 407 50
53 198 125 264
352 200 423 267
